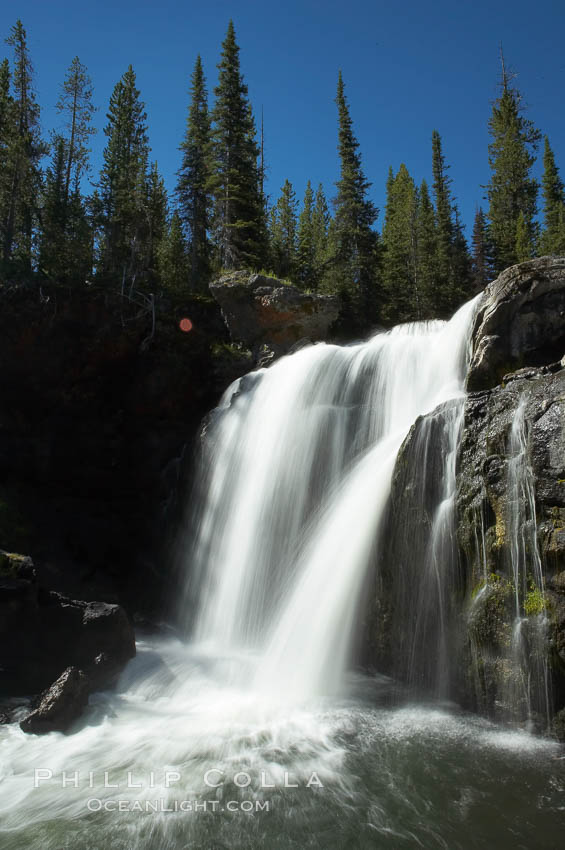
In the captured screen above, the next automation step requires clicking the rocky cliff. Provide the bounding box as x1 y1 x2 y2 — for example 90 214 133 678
364 256 565 735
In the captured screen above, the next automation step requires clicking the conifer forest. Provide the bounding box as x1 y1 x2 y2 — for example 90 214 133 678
1 18 564 330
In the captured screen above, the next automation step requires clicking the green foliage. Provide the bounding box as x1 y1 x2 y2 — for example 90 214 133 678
177 55 211 291
296 180 315 289
269 178 298 280
540 137 565 255
486 60 540 274
471 206 494 290
158 211 189 291
515 210 533 262
415 178 437 313
381 164 418 323
524 585 545 617
329 71 379 322
38 57 95 284
208 21 267 272
98 65 156 289
1 20 46 278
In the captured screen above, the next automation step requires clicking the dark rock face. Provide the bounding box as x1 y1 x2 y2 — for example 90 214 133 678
467 256 565 391
362 400 467 694
0 551 135 696
456 364 565 725
209 271 340 352
0 285 238 614
19 666 89 735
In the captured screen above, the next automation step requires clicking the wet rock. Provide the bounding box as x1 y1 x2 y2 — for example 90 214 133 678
456 363 565 720
19 667 89 735
209 271 339 352
467 256 565 391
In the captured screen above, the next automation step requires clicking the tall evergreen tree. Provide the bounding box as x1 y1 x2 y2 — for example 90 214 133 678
1 20 45 275
158 211 189 291
269 178 297 279
471 206 493 291
330 71 378 319
177 55 211 291
486 53 540 273
296 180 315 289
450 205 472 299
0 58 14 262
431 130 453 289
312 182 331 287
39 134 92 283
38 57 95 283
98 65 150 286
381 164 418 323
415 178 437 315
209 21 266 270
145 161 168 286
56 57 96 204
540 136 565 255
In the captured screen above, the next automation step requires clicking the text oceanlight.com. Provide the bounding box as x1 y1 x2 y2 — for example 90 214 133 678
86 799 271 813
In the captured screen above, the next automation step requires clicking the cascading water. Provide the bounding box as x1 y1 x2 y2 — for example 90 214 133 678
1 295 564 850
503 397 551 727
184 298 478 700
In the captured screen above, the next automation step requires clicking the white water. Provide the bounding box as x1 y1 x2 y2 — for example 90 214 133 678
505 397 551 726
13 294 563 850
186 297 481 702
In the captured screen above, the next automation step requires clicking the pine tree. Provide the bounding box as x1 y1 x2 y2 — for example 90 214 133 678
381 164 418 323
158 211 189 291
38 57 95 284
98 65 150 287
450 205 472 301
471 206 493 291
331 71 378 319
431 130 453 291
56 57 96 204
1 20 45 276
269 178 297 280
0 58 14 264
515 210 533 261
40 135 92 283
486 53 540 273
209 21 266 270
296 180 315 289
540 136 565 255
415 178 437 315
177 55 211 291
312 183 331 287
146 161 168 286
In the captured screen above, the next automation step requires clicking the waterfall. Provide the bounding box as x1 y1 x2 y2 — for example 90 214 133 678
182 296 481 700
5 292 565 850
504 397 551 727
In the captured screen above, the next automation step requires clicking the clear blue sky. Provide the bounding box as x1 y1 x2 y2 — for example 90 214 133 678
2 0 565 235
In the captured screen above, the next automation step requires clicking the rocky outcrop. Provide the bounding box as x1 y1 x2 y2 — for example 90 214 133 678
209 271 339 353
467 256 565 391
0 551 135 696
362 257 565 732
20 667 90 734
456 364 565 725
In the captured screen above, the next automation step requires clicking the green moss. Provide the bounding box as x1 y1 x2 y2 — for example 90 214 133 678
0 551 28 577
524 585 546 617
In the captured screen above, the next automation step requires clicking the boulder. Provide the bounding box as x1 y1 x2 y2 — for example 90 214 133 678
209 271 339 352
0 551 136 696
467 256 565 391
19 666 89 735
